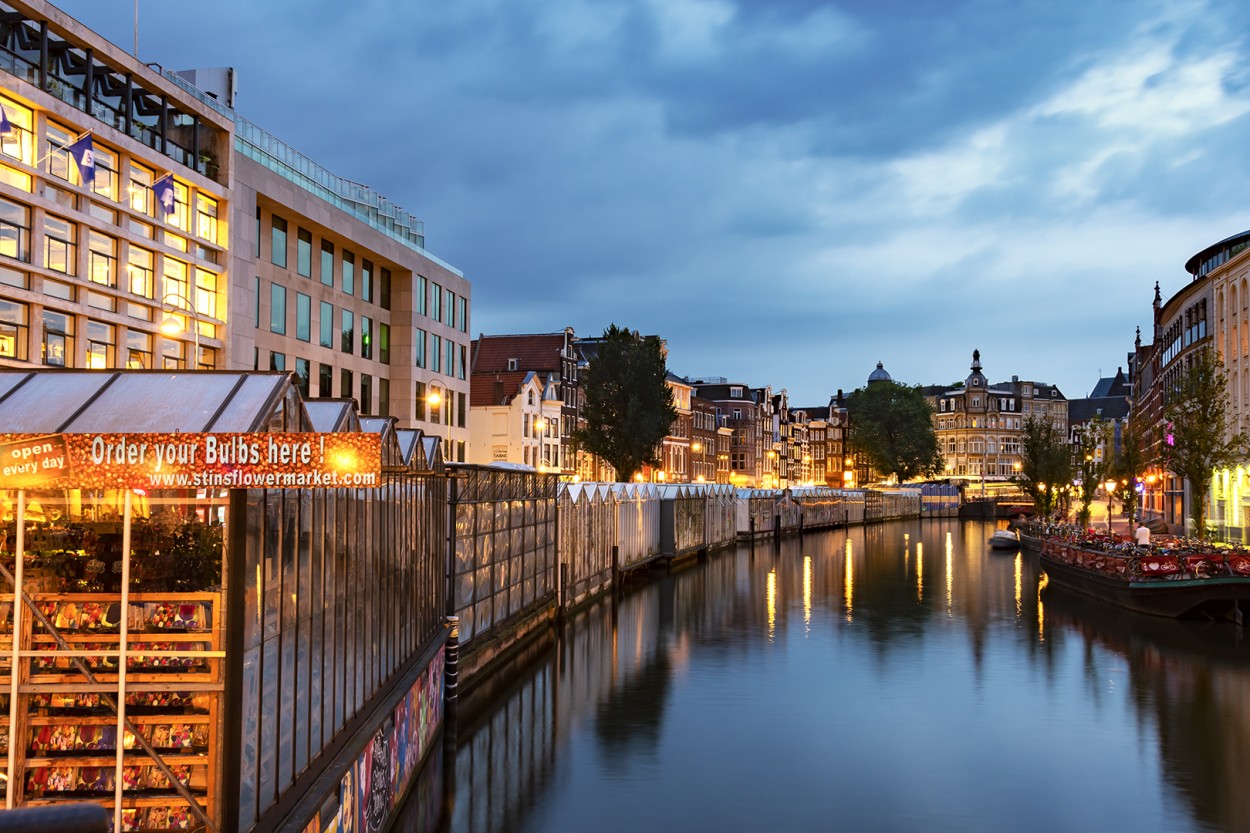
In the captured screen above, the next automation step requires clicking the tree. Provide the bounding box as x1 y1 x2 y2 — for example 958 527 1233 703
845 381 941 484
1164 346 1246 539
1017 415 1071 520
573 324 678 482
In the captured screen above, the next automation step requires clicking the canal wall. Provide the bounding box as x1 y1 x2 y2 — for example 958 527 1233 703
449 468 926 689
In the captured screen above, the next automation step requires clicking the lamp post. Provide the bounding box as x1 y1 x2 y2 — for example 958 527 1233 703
534 416 547 471
159 291 201 369
426 383 450 462
1104 479 1117 533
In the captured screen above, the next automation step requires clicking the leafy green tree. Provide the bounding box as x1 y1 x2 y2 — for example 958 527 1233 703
1017 415 1072 520
845 381 941 484
573 324 678 482
1164 346 1246 539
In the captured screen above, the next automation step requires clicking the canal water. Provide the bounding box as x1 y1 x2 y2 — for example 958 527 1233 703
394 520 1250 833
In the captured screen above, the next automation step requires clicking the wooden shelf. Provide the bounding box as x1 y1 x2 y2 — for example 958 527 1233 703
26 713 212 726
23 794 208 808
26 754 208 767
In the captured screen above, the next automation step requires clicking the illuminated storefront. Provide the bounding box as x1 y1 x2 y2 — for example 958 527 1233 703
0 370 449 833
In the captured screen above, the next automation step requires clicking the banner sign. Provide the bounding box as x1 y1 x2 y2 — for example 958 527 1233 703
0 433 382 490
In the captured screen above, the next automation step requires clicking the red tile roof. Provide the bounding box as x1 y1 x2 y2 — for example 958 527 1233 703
469 371 530 407
471 333 567 375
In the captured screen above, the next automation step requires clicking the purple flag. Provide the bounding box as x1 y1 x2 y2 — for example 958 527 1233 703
152 173 176 216
66 132 95 185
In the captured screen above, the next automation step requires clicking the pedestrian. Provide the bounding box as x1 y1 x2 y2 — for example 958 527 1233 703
1134 521 1151 547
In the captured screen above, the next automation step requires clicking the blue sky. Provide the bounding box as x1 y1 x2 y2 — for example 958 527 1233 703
52 0 1250 405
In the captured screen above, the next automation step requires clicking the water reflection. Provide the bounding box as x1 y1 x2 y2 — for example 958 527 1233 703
399 521 1250 833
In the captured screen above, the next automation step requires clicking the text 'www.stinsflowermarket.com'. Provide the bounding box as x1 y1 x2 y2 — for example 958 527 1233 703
146 470 379 488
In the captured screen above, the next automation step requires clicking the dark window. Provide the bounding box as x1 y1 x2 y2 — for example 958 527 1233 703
296 292 311 342
271 216 287 268
297 228 312 277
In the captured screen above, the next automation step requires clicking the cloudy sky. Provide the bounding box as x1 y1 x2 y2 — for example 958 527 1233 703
53 0 1250 405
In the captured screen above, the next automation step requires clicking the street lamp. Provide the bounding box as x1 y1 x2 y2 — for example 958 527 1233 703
534 416 547 470
159 291 201 369
426 383 450 461
1104 479 1117 532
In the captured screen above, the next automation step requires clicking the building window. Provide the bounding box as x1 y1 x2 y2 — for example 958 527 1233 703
342 250 355 295
270 283 286 335
294 358 310 397
0 299 28 360
362 260 373 303
125 330 151 368
296 292 311 342
380 268 391 310
42 310 73 367
340 368 353 401
456 295 467 333
458 392 466 428
91 144 118 201
458 344 466 380
444 340 454 376
429 334 440 376
195 194 219 244
415 381 427 421
45 122 75 184
360 373 372 414
195 268 218 321
0 97 33 165
320 240 334 286
270 215 287 267
379 323 390 365
270 351 285 371
161 338 186 370
416 275 427 316
85 320 115 368
296 228 312 277
444 288 455 327
361 316 372 359
127 246 153 297
164 257 188 302
319 301 334 348
430 282 441 322
415 328 426 368
84 231 114 287
379 378 389 418
44 215 77 275
0 196 30 261
318 362 333 397
341 310 353 353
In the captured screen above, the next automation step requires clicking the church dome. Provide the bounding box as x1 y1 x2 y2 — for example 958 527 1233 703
867 361 892 383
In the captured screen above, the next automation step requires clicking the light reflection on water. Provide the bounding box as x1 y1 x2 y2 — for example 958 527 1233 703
405 520 1250 833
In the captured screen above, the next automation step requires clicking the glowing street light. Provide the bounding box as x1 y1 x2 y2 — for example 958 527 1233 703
426 383 450 461
159 291 201 368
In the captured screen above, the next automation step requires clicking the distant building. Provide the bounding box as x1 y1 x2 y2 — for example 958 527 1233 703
1067 367 1131 470
923 350 1067 484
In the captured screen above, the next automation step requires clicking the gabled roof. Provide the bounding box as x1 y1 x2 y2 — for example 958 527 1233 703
1068 396 1131 423
305 399 361 433
692 382 755 402
472 333 568 375
0 370 305 433
1089 368 1130 399
470 370 529 407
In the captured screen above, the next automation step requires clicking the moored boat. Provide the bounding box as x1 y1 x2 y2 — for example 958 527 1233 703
1036 530 1250 620
989 529 1021 550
